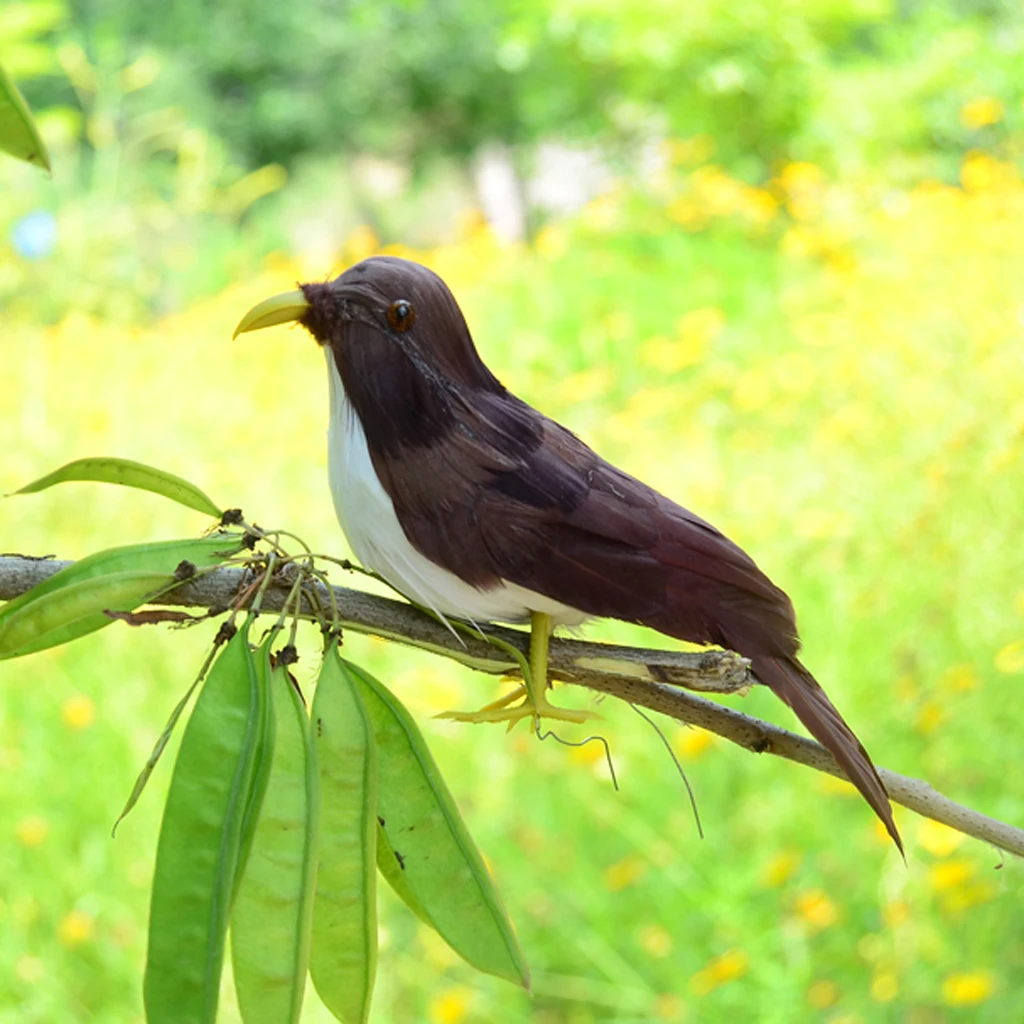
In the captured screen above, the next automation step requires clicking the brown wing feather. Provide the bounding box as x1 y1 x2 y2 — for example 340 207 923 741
372 393 901 849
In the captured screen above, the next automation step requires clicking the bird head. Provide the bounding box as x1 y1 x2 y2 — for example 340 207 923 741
233 256 502 394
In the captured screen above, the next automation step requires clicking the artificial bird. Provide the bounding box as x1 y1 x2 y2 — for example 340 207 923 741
235 255 900 849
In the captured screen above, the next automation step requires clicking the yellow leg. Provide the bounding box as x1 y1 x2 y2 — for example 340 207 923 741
477 682 527 712
438 611 597 725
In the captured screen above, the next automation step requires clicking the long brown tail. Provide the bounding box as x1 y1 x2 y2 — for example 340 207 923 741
752 654 902 853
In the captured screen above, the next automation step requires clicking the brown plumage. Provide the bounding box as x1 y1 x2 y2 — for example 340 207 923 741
297 256 901 851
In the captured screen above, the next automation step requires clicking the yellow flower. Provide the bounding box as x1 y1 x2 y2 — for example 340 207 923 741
940 664 978 693
871 971 899 1002
673 727 715 760
678 306 726 348
16 816 49 847
995 641 1024 674
806 979 840 1009
689 949 749 995
793 889 839 932
960 151 1014 193
428 985 474 1024
939 878 998 914
568 738 606 768
62 694 96 730
689 165 747 218
58 910 94 947
379 242 418 260
929 858 974 891
639 924 674 959
960 96 1004 129
915 701 945 735
760 850 801 888
916 819 964 857
942 971 995 1006
776 161 826 194
603 855 646 892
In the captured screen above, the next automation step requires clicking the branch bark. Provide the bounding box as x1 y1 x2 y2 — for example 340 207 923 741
2 554 1021 859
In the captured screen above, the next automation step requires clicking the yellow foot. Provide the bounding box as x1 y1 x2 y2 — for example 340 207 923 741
436 611 598 728
437 690 599 726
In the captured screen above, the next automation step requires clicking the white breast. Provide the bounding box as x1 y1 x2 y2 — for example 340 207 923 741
324 351 587 626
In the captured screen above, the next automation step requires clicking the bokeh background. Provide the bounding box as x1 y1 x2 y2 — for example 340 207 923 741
2 1 1024 1021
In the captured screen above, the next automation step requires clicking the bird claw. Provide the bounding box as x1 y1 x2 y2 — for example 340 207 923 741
436 693 599 727
436 610 598 728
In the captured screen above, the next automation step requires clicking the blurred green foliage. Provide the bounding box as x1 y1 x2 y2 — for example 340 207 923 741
9 0 1024 175
2 1 1024 1022
4 0 1024 326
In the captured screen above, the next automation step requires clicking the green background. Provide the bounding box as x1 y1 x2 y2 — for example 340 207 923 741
1 0 1023 1020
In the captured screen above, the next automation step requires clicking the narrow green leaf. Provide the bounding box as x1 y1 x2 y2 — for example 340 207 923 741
0 534 242 659
234 636 277 903
0 64 50 171
12 457 223 517
348 661 529 989
144 619 262 1024
309 642 378 1024
232 654 319 1024
113 672 206 835
0 535 240 616
0 570 175 660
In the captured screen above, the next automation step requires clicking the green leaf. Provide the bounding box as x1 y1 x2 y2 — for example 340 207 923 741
348 660 529 989
144 618 263 1024
0 570 177 660
112 670 206 835
234 636 277 904
375 820 430 926
232 650 319 1024
11 457 224 517
0 534 243 659
309 642 378 1024
0 63 49 170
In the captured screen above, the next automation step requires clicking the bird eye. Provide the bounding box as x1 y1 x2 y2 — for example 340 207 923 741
386 299 416 332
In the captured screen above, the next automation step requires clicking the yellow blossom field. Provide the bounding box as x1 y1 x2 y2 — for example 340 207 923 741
2 143 1024 1022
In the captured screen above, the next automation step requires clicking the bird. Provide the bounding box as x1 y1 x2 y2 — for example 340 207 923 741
234 255 901 850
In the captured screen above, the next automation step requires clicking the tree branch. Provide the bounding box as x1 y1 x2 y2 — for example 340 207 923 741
2 554 1021 858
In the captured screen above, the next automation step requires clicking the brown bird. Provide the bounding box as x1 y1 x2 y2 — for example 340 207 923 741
235 255 900 850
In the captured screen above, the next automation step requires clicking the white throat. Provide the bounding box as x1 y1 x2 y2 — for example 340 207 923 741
324 351 586 626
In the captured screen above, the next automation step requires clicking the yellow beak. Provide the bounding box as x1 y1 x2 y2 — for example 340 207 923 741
232 290 310 339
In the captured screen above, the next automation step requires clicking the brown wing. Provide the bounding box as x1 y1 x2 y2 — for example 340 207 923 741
371 390 901 850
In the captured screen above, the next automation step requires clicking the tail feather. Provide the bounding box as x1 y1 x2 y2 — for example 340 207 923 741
753 654 903 853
